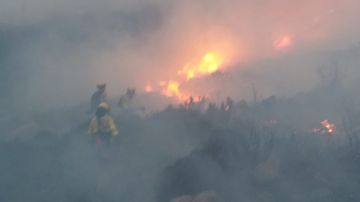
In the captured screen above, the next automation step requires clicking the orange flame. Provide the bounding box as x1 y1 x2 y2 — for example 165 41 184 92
313 119 336 135
161 80 182 98
145 51 225 102
321 119 336 135
179 52 223 80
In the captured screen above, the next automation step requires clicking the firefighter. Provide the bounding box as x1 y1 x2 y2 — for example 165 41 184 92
88 102 118 146
90 83 107 113
118 88 136 110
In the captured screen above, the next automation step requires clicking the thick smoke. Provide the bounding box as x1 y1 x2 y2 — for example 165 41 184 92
1 0 360 113
1 1 360 202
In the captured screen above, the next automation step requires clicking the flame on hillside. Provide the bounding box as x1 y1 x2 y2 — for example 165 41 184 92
145 52 225 102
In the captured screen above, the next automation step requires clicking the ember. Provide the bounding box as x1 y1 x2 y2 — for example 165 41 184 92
312 119 336 135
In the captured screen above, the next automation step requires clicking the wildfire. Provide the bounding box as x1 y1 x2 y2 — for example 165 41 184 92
312 119 336 135
178 52 223 80
145 51 225 102
321 119 336 135
161 80 182 98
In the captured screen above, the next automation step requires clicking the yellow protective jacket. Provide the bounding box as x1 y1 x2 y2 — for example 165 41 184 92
88 114 118 137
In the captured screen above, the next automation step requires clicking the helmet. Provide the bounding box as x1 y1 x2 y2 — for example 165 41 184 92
97 83 106 89
98 102 110 111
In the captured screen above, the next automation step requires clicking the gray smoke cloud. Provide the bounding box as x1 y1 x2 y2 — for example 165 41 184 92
1 1 360 202
1 0 360 113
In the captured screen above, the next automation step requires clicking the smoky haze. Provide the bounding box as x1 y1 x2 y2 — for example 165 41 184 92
2 1 360 202
1 0 360 113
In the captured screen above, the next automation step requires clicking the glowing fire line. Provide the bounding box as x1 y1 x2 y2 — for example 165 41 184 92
145 52 224 102
312 119 336 135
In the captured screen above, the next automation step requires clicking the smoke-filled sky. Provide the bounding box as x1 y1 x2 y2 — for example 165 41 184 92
1 0 360 112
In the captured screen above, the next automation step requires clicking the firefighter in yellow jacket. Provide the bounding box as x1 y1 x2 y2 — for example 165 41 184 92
88 102 118 145
90 83 107 113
